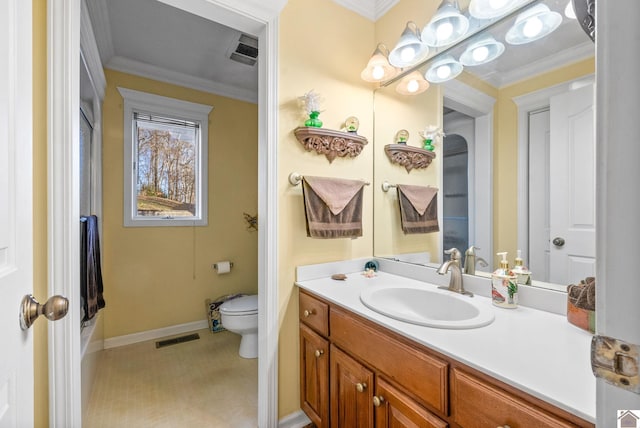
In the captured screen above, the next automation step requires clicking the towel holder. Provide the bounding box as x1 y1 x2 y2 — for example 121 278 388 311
288 172 370 187
381 181 398 192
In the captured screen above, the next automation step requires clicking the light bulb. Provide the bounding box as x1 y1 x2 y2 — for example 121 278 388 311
489 0 508 9
436 65 452 79
565 0 576 19
407 79 420 93
436 22 454 41
523 16 543 38
372 65 385 80
472 46 489 62
400 46 416 63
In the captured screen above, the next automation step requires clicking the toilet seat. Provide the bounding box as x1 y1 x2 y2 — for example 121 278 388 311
219 294 258 316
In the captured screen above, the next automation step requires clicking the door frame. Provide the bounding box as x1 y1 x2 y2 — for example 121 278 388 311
48 0 282 426
512 74 594 265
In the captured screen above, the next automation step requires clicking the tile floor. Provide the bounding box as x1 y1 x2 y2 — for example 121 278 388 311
85 329 258 428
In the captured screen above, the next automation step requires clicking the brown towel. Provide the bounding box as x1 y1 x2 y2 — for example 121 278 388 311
568 277 596 311
397 184 439 234
302 176 366 239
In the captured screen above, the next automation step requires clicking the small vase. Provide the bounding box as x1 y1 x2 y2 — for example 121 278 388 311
305 111 323 128
423 139 435 151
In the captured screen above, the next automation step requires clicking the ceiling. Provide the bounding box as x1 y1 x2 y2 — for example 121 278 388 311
84 0 593 105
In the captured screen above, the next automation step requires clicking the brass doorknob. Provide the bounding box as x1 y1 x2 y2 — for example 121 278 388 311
20 294 69 330
314 349 324 358
372 396 384 407
356 382 367 392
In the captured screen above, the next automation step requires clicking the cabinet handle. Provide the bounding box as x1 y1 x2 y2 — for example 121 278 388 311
314 349 324 358
303 309 316 317
356 382 367 392
372 396 384 407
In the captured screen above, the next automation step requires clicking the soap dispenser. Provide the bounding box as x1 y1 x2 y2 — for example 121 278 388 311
491 252 518 308
511 250 532 285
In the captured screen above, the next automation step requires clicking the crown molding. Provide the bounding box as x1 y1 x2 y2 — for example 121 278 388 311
486 41 594 88
332 0 399 21
80 0 106 100
106 56 258 104
83 0 114 63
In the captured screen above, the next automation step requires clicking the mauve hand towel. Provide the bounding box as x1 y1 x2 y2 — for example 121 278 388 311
397 184 439 234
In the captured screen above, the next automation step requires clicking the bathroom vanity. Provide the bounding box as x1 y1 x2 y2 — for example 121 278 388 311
296 263 595 428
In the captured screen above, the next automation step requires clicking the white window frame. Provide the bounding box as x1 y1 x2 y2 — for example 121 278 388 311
119 87 212 227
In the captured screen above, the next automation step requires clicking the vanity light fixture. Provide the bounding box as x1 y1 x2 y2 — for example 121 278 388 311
425 55 464 83
388 22 430 68
459 35 505 66
421 0 469 47
505 3 562 45
395 71 430 95
360 43 399 82
564 0 577 19
468 0 525 20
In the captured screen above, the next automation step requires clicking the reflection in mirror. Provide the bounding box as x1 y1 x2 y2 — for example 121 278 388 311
371 0 595 291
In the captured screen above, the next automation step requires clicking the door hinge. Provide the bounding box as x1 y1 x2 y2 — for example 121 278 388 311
591 335 640 394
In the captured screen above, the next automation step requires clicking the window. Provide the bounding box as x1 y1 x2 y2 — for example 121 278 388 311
119 88 213 226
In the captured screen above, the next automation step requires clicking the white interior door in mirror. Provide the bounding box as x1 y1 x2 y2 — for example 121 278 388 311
549 84 596 285
0 0 35 425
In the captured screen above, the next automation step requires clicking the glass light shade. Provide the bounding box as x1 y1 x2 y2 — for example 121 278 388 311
395 71 430 96
564 0 576 19
459 36 505 66
505 3 562 45
425 55 464 83
360 44 399 82
469 0 525 20
421 0 469 47
389 22 430 68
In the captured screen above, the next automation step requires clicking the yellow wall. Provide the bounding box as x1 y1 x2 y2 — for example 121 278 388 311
277 0 375 417
493 58 595 260
101 70 258 338
33 0 48 425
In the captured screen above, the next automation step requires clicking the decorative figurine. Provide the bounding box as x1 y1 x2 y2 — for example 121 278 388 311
299 90 324 128
419 125 445 151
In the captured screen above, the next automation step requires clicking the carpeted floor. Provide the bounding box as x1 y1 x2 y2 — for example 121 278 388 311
84 329 257 427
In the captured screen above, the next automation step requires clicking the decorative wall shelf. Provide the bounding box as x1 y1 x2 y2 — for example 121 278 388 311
384 144 436 173
294 127 368 163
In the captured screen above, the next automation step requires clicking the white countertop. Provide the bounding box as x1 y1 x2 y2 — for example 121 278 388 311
296 270 596 423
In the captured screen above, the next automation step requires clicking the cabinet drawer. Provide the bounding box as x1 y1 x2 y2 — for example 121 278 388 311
300 291 329 336
451 368 580 428
330 307 448 415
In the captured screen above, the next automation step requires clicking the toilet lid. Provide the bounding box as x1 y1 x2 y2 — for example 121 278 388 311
219 294 258 315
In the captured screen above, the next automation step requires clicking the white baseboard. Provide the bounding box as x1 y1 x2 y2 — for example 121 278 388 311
279 410 311 428
103 319 210 349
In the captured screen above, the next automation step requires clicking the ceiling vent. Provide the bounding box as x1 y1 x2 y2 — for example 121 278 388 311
230 34 258 66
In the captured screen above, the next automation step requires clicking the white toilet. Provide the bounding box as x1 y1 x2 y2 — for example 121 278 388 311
219 294 258 359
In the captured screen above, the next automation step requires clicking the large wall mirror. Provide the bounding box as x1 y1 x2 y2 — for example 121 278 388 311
372 0 595 291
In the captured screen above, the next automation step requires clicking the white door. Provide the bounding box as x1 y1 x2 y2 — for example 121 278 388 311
0 0 34 425
548 84 596 285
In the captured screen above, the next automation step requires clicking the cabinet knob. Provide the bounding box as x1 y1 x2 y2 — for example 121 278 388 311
372 396 384 407
314 349 324 358
303 309 316 317
356 382 367 392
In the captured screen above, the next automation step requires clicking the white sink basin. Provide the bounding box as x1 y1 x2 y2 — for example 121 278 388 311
360 283 494 329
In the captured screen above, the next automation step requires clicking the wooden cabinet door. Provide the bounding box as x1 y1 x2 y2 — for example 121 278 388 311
300 324 330 428
374 377 448 428
331 345 374 428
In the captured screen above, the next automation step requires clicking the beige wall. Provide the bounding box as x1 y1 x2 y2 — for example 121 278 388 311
101 70 259 338
277 0 376 417
33 0 48 425
493 58 595 261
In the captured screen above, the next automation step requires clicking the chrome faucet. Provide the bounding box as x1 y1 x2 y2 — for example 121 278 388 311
437 248 473 297
463 245 489 275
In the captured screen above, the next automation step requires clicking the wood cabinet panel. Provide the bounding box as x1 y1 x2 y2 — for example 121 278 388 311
300 290 329 336
330 307 448 415
330 345 374 428
300 323 330 428
375 377 448 428
450 368 580 428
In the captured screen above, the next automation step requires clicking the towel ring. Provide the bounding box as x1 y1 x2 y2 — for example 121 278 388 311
289 172 370 187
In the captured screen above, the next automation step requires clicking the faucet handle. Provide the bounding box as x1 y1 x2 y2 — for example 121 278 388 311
444 248 461 261
465 245 480 255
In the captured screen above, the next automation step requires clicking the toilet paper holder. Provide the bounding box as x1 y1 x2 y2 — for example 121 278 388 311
213 262 234 270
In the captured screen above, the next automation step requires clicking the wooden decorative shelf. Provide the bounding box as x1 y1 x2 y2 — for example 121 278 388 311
384 144 436 173
294 127 368 163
